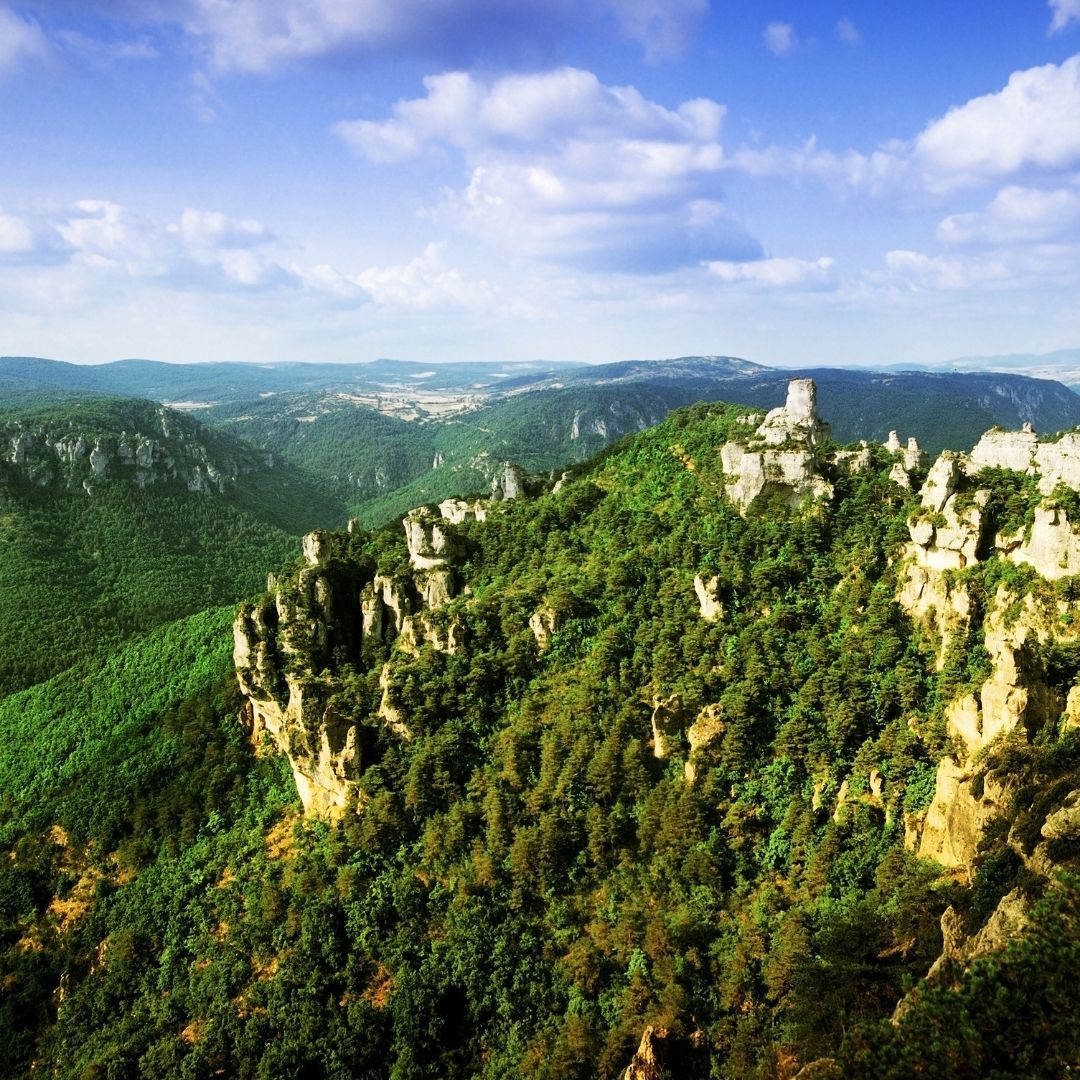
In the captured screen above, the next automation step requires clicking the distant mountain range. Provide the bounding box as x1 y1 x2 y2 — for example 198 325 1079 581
5 353 1080 526
883 347 1080 388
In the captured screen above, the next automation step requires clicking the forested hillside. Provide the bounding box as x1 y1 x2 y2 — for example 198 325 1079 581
0 398 343 693
3 392 1079 1077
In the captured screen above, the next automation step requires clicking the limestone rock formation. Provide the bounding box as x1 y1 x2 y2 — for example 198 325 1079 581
1003 504 1080 579
437 498 487 524
755 378 830 447
692 575 723 622
623 1027 669 1080
834 443 872 475
683 704 724 783
528 605 559 651
235 507 473 817
650 696 686 760
404 509 461 570
1 404 256 495
491 461 530 501
622 1026 707 1080
883 431 926 472
923 888 1032 990
970 426 1039 473
893 417 1080 985
719 379 835 513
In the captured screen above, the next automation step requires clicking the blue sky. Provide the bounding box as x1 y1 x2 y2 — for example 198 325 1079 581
2 0 1080 367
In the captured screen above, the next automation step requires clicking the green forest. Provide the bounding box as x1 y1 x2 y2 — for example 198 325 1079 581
1 399 1079 1077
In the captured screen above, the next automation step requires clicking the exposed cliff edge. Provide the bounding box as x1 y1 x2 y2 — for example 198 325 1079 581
1 399 272 495
233 505 476 816
895 418 1080 994
718 378 926 512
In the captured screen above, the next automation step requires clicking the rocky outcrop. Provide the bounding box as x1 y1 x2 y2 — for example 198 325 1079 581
528 605 559 651
834 443 872 475
970 425 1039 473
437 498 487 524
623 1027 669 1080
2 404 258 495
683 704 724 783
650 696 686 760
916 762 1017 868
968 423 1080 497
235 506 473 817
622 1026 707 1080
693 575 723 622
719 379 836 513
1001 504 1080 579
892 419 1080 993
755 378 830 448
490 461 529 501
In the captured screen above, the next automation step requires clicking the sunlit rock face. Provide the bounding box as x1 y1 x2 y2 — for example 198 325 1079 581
234 501 479 817
896 423 1080 878
754 378 830 448
720 378 834 513
3 405 254 494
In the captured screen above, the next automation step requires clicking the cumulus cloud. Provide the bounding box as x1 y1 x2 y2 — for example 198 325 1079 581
335 68 724 164
1050 0 1080 32
763 21 796 56
336 68 760 272
172 208 275 249
740 54 1080 202
706 256 836 289
938 185 1080 245
0 5 48 75
351 242 533 313
12 198 519 315
53 200 298 289
912 54 1080 191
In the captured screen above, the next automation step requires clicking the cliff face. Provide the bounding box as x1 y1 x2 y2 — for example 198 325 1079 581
1 401 268 495
234 508 472 817
718 378 928 513
895 422 1080 985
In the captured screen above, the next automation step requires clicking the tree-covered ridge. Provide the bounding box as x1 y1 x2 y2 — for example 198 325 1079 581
0 397 349 695
3 399 1079 1077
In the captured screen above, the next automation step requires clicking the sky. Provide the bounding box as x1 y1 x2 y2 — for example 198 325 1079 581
2 1 1080 367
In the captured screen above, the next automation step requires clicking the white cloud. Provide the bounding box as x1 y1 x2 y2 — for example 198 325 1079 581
52 200 297 289
0 211 35 254
336 68 757 272
706 256 836 289
335 68 724 164
836 18 860 45
737 54 1080 200
938 185 1080 245
351 242 532 313
172 209 274 249
0 5 48 75
160 0 706 73
19 198 525 315
912 54 1080 191
1050 0 1080 32
763 21 795 56
869 245 1080 296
